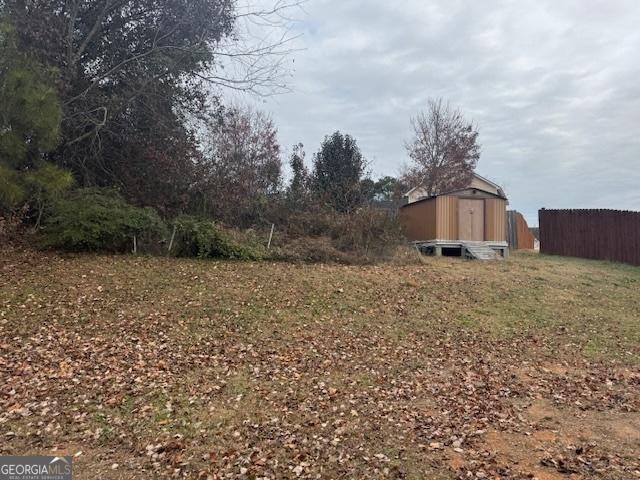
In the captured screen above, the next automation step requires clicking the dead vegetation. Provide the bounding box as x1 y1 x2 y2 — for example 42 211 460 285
0 247 638 479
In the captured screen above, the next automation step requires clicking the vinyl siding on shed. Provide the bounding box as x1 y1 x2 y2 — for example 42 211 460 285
436 195 458 240
400 195 507 242
398 197 437 241
484 198 507 241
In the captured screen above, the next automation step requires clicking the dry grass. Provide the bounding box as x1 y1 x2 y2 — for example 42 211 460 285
1 247 638 479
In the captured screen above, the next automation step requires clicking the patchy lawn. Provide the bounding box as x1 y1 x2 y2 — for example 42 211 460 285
1 247 638 479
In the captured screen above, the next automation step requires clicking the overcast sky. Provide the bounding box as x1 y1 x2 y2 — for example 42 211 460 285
244 0 640 225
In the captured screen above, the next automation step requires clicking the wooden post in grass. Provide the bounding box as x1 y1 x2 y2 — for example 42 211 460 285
267 223 275 250
133 235 137 254
167 224 177 255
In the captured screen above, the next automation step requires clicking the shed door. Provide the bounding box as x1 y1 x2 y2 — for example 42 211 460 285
458 199 485 241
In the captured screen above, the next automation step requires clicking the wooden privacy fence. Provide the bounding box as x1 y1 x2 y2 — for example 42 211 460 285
507 210 535 249
539 208 640 266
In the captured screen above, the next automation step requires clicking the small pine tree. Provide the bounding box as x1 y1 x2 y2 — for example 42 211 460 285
0 20 71 221
0 22 62 169
312 131 366 213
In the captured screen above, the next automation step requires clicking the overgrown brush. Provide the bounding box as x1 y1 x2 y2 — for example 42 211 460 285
42 188 166 252
33 186 403 264
275 206 404 263
171 216 265 260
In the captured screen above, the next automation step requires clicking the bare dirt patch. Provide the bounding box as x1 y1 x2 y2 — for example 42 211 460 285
468 398 640 479
526 398 640 447
482 430 577 480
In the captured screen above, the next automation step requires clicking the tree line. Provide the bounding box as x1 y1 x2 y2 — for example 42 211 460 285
0 1 481 260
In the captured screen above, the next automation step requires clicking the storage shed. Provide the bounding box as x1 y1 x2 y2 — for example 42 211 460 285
399 174 509 258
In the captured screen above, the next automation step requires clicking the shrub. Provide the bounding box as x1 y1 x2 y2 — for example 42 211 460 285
23 163 74 228
171 216 264 260
279 206 403 263
284 209 341 238
331 207 402 259
0 162 73 227
0 213 26 246
42 188 166 252
273 236 354 263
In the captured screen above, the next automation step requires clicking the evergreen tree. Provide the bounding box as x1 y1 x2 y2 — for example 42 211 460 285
0 22 61 169
0 21 72 221
312 132 366 212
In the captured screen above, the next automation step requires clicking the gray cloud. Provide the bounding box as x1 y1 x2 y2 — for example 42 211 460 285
246 0 640 224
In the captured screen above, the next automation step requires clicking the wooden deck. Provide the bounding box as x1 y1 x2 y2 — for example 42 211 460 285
413 240 509 260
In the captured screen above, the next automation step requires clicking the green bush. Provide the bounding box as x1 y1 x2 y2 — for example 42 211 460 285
42 188 166 252
171 216 264 260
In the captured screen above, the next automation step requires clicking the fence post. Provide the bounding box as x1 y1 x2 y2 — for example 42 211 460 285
167 224 177 255
267 224 275 250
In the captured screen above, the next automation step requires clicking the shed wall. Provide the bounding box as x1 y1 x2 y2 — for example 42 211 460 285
399 198 437 241
400 195 508 243
484 199 507 241
436 196 458 240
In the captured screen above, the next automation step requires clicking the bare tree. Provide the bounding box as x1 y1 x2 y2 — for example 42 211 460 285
404 98 480 196
195 104 282 225
206 0 305 95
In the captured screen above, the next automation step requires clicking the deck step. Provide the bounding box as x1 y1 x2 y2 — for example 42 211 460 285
463 243 502 261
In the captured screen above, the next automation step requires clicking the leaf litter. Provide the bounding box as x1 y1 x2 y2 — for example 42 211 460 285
1 246 638 479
